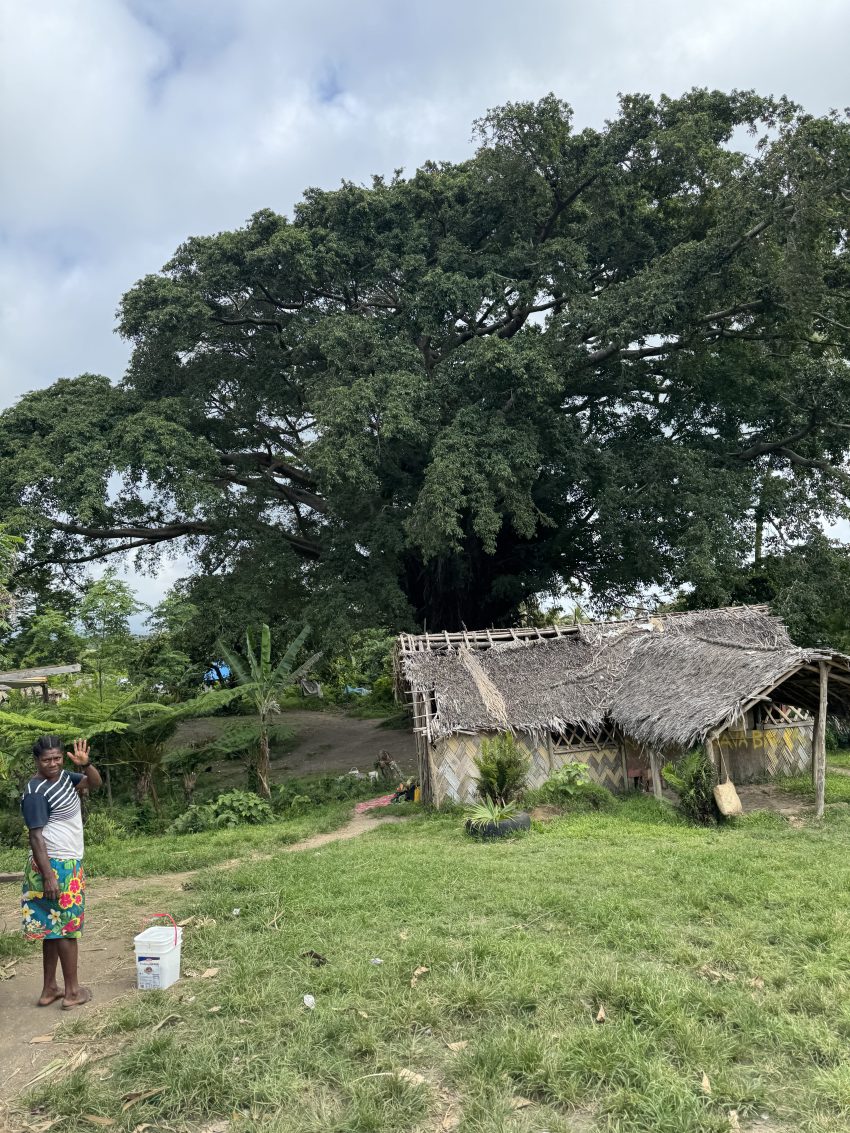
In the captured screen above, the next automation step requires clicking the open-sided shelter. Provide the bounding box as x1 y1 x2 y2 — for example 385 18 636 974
0 663 81 703
395 606 850 814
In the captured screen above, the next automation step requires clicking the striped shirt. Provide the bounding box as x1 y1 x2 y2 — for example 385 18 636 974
21 770 85 860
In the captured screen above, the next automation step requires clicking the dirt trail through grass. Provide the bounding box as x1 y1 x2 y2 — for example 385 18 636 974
0 809 406 1104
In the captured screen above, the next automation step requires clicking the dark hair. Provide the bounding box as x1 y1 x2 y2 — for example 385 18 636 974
32 735 64 760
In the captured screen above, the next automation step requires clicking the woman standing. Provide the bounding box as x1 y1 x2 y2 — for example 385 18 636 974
21 735 102 1008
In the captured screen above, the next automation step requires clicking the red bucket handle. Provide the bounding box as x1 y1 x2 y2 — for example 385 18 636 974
142 912 178 949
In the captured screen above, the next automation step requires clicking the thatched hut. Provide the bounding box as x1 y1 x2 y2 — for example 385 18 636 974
395 606 850 814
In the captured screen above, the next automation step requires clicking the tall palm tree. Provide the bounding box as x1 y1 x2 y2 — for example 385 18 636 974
217 625 320 798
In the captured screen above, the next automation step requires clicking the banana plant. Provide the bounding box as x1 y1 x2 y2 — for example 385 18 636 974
217 624 321 798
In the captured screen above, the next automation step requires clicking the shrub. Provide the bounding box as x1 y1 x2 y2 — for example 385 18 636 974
473 733 530 804
169 804 216 835
541 762 589 798
662 750 717 825
274 773 377 810
84 811 127 845
168 788 274 834
0 812 27 849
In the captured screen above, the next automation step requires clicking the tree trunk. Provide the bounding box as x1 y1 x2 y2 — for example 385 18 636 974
256 717 271 799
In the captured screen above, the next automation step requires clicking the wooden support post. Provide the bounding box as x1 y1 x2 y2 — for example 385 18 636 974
649 749 663 801
705 735 719 781
815 661 829 820
620 744 629 793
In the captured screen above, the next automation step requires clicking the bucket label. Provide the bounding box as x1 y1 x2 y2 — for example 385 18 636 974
137 956 162 990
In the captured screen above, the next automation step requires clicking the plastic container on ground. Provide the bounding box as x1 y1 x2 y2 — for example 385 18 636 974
134 923 183 990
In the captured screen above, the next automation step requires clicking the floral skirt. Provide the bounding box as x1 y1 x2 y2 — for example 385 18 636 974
21 857 85 941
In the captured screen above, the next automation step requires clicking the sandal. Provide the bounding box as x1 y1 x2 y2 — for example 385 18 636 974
61 987 93 1010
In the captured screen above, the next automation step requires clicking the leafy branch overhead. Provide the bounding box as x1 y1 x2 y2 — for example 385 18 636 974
2 91 850 628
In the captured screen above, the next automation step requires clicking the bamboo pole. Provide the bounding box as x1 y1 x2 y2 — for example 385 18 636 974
815 661 829 820
649 749 663 800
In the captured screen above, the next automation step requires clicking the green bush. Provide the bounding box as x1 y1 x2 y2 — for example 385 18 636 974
541 762 589 798
84 811 127 845
274 773 377 810
473 733 530 804
0 812 27 849
662 750 717 825
168 788 274 834
524 766 615 811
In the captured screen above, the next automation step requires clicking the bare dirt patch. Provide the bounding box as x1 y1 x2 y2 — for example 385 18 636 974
174 708 416 786
735 783 809 820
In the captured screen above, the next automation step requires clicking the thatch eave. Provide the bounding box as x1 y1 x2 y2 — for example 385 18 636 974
398 607 850 751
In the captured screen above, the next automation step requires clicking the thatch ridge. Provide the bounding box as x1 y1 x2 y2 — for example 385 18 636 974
399 606 850 748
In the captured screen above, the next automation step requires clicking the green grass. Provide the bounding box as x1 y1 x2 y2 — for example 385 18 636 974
15 796 850 1132
0 930 29 961
826 749 850 770
777 771 850 805
0 802 355 878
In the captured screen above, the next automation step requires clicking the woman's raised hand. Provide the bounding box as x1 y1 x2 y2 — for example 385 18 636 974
67 738 91 767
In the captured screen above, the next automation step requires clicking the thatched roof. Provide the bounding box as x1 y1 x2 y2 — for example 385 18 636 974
398 606 850 749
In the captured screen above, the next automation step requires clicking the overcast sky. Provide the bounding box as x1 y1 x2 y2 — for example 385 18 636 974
1 0 848 612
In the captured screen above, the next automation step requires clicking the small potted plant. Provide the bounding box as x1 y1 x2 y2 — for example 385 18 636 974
464 733 531 839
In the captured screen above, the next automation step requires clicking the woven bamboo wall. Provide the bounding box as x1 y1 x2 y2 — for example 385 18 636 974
428 731 624 806
719 723 811 783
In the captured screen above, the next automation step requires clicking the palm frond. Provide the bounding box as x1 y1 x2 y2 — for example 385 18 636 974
272 625 311 682
286 651 323 687
0 709 70 738
244 628 260 682
216 639 252 688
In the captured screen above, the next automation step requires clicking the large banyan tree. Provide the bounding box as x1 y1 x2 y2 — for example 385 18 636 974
2 91 850 632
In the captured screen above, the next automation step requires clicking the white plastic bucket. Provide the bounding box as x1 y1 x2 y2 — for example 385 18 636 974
134 917 182 991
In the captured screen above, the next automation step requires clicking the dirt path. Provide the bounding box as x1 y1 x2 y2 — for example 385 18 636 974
0 809 406 1106
173 709 416 786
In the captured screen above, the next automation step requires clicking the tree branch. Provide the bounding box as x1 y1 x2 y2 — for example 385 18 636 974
48 518 322 562
218 452 318 489
733 423 818 460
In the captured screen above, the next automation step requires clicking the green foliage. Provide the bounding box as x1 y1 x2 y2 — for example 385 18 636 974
662 750 717 825
473 733 530 804
84 811 127 845
525 763 616 812
540 761 589 798
464 797 519 831
274 773 377 810
0 526 21 641
6 606 85 668
324 630 395 698
5 95 850 638
217 624 320 798
79 568 143 681
0 810 27 849
169 789 274 835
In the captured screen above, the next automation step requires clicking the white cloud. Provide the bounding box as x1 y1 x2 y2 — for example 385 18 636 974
1 0 848 604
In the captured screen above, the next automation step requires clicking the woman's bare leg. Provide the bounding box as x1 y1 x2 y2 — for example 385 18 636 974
37 939 63 1005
